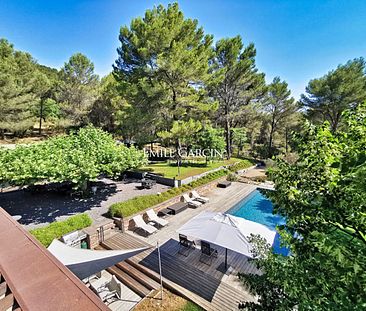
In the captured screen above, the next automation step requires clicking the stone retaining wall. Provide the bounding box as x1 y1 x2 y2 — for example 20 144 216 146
121 175 227 231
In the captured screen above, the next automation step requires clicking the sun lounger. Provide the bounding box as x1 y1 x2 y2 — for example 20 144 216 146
199 241 218 265
190 190 209 203
108 275 123 299
146 209 168 228
96 275 122 302
178 234 196 256
132 215 158 236
181 193 202 208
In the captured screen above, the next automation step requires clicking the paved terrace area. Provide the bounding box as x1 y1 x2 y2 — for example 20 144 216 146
104 182 259 310
0 178 170 230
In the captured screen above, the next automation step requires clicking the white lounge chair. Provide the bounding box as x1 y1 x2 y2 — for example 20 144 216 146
190 190 209 203
146 209 168 227
182 193 202 208
133 214 158 235
108 275 123 299
97 275 122 302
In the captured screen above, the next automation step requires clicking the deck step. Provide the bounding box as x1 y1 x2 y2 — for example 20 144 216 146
107 265 151 298
97 244 160 291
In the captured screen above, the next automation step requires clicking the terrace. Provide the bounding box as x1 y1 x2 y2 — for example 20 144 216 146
99 182 261 310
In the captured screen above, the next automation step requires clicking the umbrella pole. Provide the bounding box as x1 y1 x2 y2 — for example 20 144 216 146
157 241 163 301
225 248 228 270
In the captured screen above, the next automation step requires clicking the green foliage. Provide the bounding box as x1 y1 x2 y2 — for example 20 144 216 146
262 77 298 158
114 3 215 144
194 125 226 158
301 58 366 132
0 127 147 189
59 53 99 126
30 213 92 247
180 301 203 311
158 119 202 148
90 73 128 132
239 104 366 310
109 169 228 217
0 38 49 136
227 172 239 182
228 159 253 172
209 35 266 158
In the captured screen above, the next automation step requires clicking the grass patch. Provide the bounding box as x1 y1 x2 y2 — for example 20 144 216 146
181 301 203 311
228 159 254 172
141 157 242 179
109 169 228 218
134 289 202 311
30 213 92 247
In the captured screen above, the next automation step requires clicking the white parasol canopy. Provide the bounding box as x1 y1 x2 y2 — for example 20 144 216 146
48 239 150 279
177 211 276 259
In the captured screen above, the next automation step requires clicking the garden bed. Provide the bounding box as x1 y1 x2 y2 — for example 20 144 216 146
30 213 92 247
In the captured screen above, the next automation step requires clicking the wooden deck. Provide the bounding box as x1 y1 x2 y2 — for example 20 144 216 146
103 183 259 310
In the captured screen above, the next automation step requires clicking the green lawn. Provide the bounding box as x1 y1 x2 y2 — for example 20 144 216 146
141 158 241 180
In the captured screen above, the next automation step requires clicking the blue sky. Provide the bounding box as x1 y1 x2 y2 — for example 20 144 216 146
0 0 365 99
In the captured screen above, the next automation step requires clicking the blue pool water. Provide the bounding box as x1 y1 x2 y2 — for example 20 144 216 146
227 189 289 256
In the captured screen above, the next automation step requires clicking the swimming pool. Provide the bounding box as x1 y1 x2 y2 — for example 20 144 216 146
227 189 289 255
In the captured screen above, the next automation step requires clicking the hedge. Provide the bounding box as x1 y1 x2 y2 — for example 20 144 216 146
30 213 92 247
109 169 228 218
228 159 253 172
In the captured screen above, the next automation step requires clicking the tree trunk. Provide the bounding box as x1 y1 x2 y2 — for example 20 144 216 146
225 118 231 159
176 138 182 176
285 127 289 154
268 127 274 158
39 99 44 135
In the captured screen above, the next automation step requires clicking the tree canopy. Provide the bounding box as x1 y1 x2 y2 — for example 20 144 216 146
239 103 366 310
209 35 266 158
0 38 49 136
59 53 99 126
262 77 298 158
114 3 215 145
301 58 366 132
0 127 146 190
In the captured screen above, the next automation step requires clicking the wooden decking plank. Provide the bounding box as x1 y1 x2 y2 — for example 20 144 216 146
0 281 6 297
96 245 160 290
0 293 14 311
106 266 151 298
103 232 255 310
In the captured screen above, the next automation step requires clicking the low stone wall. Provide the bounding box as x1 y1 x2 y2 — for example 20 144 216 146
146 173 179 187
83 219 116 249
123 175 227 231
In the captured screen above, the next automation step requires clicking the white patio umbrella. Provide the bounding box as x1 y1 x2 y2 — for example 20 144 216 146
177 211 276 269
48 239 150 279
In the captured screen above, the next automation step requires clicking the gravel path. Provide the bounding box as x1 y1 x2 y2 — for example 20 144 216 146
0 178 170 230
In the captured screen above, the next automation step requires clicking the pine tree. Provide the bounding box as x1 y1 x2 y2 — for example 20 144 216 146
0 39 48 137
209 36 265 158
113 3 215 145
301 58 366 132
262 77 298 158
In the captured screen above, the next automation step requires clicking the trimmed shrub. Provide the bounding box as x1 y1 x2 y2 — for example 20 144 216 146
30 213 92 247
109 169 228 218
227 172 239 181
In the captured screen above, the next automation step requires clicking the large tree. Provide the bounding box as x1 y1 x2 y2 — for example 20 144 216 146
239 104 366 310
0 127 146 191
262 77 298 158
59 53 99 127
0 39 48 137
209 36 266 158
301 58 366 132
113 3 215 146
